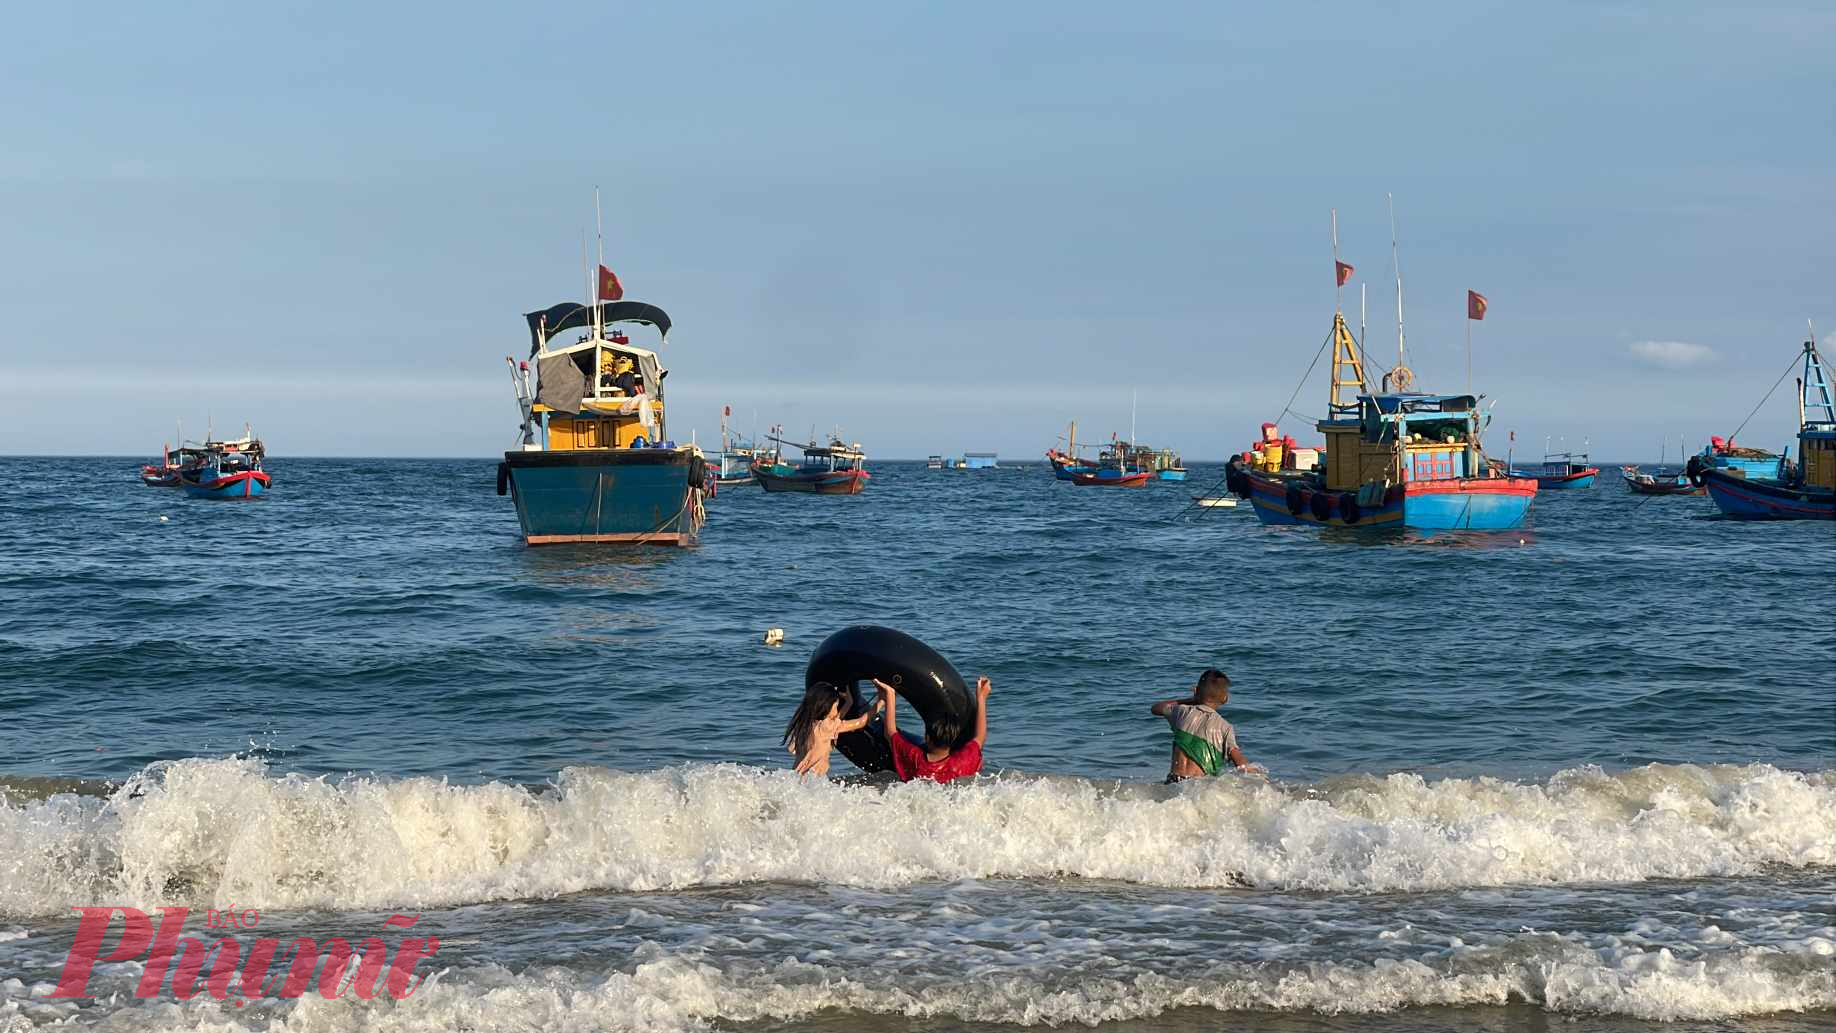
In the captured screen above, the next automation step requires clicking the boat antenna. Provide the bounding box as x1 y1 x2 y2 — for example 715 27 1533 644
1360 283 1367 351
1389 193 1407 373
593 186 605 340
1131 388 1137 447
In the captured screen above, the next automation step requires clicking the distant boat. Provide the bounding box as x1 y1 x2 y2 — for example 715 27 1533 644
1192 495 1239 508
1072 468 1150 487
714 407 766 487
960 452 999 470
1132 445 1186 482
1046 421 1099 480
1699 334 1834 520
179 431 270 500
755 434 870 495
1621 466 1702 496
140 444 207 488
927 455 945 470
1516 445 1598 488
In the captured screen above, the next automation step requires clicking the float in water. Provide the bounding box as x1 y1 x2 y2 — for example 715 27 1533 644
804 625 976 774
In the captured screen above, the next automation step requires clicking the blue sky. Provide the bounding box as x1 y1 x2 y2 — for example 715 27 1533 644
2 1 1830 459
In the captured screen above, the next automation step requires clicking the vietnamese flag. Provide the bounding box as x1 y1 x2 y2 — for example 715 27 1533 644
598 264 624 302
1467 290 1488 320
1335 260 1354 287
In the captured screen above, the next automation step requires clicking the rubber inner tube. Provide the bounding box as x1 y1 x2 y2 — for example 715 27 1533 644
1285 483 1305 516
1309 490 1334 522
1339 493 1361 524
805 625 976 774
496 462 509 497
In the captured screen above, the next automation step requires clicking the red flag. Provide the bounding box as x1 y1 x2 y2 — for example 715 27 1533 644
598 264 624 302
1335 260 1354 287
1467 290 1488 320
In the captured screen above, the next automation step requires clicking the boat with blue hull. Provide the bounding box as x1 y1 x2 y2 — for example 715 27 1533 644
1519 448 1598 488
496 298 707 546
1688 439 1784 484
1232 230 1535 532
1699 335 1835 520
755 435 870 494
1045 421 1098 480
178 430 270 500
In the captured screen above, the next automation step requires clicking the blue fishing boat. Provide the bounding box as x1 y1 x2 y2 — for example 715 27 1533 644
179 432 270 500
496 299 708 546
1517 446 1598 488
1133 446 1186 481
1698 335 1834 520
754 435 870 494
1232 232 1536 531
1046 421 1098 480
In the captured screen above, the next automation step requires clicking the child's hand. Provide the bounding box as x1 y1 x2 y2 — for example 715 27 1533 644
975 676 992 699
871 677 897 697
1237 762 1267 776
871 697 886 714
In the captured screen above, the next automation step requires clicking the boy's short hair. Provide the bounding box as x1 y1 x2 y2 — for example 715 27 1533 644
1196 669 1231 704
924 715 962 752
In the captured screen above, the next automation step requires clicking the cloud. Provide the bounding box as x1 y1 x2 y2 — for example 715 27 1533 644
1627 340 1717 368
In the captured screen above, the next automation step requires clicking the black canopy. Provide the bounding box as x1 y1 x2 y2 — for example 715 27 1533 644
523 301 673 355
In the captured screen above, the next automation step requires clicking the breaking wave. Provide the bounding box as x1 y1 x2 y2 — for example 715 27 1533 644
2 758 1832 917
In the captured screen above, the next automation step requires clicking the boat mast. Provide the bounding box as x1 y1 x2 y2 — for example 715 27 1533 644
593 186 605 340
1389 194 1406 375
1327 209 1369 416
1130 389 1137 448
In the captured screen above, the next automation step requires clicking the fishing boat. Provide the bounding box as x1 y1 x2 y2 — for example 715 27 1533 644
927 455 945 470
1133 446 1186 482
1686 437 1785 484
179 431 270 500
755 435 870 494
1191 495 1239 508
1071 441 1150 487
1046 421 1099 480
1698 334 1834 520
1621 466 1702 496
1519 446 1598 488
960 452 998 470
1233 211 1536 530
140 444 208 487
496 294 707 546
714 407 766 487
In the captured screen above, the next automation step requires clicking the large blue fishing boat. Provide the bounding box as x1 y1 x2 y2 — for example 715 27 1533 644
1698 335 1834 520
496 299 708 546
179 432 270 500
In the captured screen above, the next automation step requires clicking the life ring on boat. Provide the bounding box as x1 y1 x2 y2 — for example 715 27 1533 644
1309 490 1334 522
496 462 509 497
1339 493 1362 524
1285 484 1306 516
1685 455 1706 487
805 625 976 774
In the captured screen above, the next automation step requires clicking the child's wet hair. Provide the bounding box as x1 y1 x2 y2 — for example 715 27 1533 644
1196 668 1231 705
923 715 962 752
783 681 852 758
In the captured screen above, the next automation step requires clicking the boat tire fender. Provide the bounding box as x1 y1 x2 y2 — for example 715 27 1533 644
1309 490 1334 522
496 462 509 497
1685 454 1705 487
806 625 976 774
1285 484 1306 516
687 453 707 492
1339 493 1361 524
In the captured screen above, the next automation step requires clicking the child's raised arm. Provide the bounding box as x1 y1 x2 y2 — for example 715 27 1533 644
1150 694 1197 717
873 679 899 738
836 697 884 733
973 676 992 746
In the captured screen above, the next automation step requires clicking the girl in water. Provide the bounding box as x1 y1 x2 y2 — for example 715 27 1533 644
783 682 883 779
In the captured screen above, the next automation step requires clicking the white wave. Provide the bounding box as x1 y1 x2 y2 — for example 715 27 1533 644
1 758 1832 917
7 936 1833 1031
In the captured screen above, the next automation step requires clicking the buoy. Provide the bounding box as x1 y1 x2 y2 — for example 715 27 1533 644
764 628 785 646
158 516 169 523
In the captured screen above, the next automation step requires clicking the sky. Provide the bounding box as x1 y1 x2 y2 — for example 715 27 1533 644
2 1 1831 460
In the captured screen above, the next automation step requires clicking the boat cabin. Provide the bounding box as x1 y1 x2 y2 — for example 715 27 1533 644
518 301 675 453
1316 393 1480 491
793 440 865 473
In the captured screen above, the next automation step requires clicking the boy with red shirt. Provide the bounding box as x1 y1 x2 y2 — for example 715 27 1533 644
872 675 992 783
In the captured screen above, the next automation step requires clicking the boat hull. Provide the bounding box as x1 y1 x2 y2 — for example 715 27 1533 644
1156 469 1188 482
1072 470 1150 487
1700 468 1835 520
141 468 182 488
1246 472 1536 530
1621 471 1702 496
755 468 869 495
1532 468 1597 489
500 448 703 545
181 471 270 500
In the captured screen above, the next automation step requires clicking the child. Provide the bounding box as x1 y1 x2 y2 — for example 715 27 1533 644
873 675 992 784
1150 669 1263 782
783 682 884 779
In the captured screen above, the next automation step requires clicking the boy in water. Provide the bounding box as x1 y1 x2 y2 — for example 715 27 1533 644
872 675 992 784
1151 669 1263 782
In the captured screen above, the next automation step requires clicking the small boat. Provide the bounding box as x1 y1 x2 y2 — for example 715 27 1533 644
1132 446 1186 482
714 407 766 487
1046 421 1099 480
755 435 870 495
1621 466 1703 496
497 293 708 546
180 433 270 500
927 455 945 470
1517 446 1599 488
1699 334 1834 520
960 452 999 470
140 445 207 488
1192 495 1239 508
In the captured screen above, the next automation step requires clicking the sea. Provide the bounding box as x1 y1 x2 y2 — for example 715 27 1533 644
1 455 1832 1033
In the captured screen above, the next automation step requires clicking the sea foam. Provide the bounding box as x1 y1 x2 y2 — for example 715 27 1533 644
1 758 1832 917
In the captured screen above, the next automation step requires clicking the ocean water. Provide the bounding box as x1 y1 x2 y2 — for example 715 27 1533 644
1 456 1832 1033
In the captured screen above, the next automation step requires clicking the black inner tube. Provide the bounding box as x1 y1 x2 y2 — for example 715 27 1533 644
805 625 975 774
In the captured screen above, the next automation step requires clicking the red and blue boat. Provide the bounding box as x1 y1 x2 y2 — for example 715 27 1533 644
179 433 270 500
1698 335 1834 520
1232 287 1535 530
1046 421 1099 480
755 435 870 495
1518 447 1598 488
